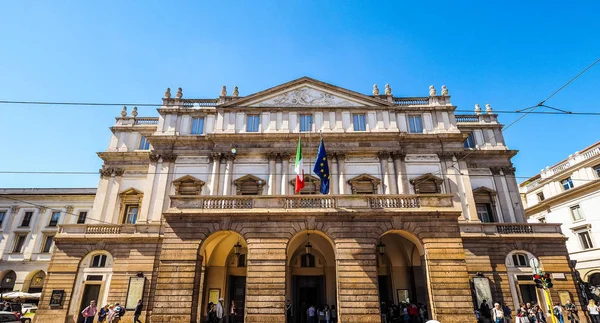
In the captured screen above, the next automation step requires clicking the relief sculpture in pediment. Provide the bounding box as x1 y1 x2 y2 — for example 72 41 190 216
254 87 363 107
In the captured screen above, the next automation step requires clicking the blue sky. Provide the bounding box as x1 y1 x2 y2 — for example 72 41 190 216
1 1 599 188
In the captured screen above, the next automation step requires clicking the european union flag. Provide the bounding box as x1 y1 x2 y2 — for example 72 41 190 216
313 139 330 194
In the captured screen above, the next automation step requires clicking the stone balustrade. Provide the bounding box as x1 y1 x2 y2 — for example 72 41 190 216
57 224 162 240
168 194 454 211
460 222 563 237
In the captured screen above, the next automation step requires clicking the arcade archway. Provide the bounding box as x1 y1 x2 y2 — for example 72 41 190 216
286 231 337 323
197 231 247 323
376 231 429 312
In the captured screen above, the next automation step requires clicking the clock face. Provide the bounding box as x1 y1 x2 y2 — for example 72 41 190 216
529 257 540 269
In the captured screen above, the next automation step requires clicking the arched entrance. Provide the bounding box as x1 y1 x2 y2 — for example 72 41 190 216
70 251 114 323
0 270 17 293
376 231 429 316
286 231 337 323
197 231 247 323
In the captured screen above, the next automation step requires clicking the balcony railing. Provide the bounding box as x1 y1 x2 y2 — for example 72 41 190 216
393 97 429 106
455 115 480 123
460 222 562 236
57 224 162 237
133 117 159 125
540 144 600 179
169 194 454 211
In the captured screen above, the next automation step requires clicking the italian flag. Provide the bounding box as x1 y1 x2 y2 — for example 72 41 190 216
295 137 305 193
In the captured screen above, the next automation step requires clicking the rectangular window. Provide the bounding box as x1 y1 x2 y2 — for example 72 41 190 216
299 114 313 132
77 212 87 224
570 205 584 221
408 115 423 133
561 177 574 191
594 165 600 178
578 231 594 250
48 211 60 227
92 254 107 268
246 115 260 132
12 235 26 253
191 117 205 134
124 205 139 224
138 136 150 150
0 211 5 226
464 133 476 148
21 212 33 227
42 236 54 253
476 203 494 223
353 114 366 131
512 254 528 267
536 192 545 201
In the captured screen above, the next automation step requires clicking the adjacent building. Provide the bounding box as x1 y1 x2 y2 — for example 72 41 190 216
4 77 582 323
520 141 600 290
0 189 95 296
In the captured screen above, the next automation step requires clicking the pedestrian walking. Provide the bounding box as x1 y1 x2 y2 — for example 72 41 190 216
331 305 337 323
553 303 565 323
98 304 109 322
517 309 531 323
565 300 579 323
81 300 97 323
492 303 505 323
216 298 224 323
230 300 237 323
308 305 316 323
207 302 216 323
503 302 513 323
534 305 546 323
133 300 143 323
588 299 600 323
481 300 492 322
107 304 116 323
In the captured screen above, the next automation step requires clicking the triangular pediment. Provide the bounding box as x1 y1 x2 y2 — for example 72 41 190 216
222 77 393 108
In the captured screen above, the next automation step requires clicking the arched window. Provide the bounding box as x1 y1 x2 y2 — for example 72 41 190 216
237 254 246 267
0 271 16 293
590 273 600 286
91 254 108 268
301 254 315 267
512 253 529 267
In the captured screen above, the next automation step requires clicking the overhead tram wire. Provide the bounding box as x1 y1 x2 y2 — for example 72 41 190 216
412 56 600 187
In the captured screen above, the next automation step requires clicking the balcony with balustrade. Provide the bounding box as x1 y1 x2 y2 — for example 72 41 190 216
56 223 162 242
459 222 564 238
166 193 457 216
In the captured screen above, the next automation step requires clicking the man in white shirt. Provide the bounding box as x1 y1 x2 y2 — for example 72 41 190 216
216 298 224 323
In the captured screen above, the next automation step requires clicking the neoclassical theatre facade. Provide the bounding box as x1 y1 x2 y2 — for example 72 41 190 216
33 77 582 323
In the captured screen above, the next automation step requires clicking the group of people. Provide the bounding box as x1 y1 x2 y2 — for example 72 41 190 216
380 302 427 323
293 302 337 323
206 298 238 323
80 299 143 323
477 299 600 323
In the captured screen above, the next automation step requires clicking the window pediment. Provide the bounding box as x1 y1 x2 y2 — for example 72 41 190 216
290 174 321 194
234 174 266 195
348 174 381 194
173 175 205 195
410 173 443 194
473 186 497 196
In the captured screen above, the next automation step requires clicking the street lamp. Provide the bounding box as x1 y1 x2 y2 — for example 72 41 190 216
377 241 386 256
234 240 242 256
305 233 312 255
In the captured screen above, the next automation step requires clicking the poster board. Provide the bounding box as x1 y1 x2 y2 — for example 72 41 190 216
209 289 220 305
126 277 146 310
397 289 410 303
558 291 572 305
473 277 493 307
49 290 64 306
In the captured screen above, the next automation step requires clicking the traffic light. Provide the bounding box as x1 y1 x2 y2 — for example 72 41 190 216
533 274 544 289
543 273 553 288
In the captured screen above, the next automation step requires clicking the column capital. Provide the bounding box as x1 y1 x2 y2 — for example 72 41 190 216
11 206 20 214
65 205 74 214
99 166 125 178
161 153 178 163
501 166 516 175
210 152 223 163
224 152 236 162
490 166 503 175
279 153 291 161
266 152 278 161
37 206 46 214
333 152 347 162
437 152 456 160
149 153 161 163
377 151 391 160
391 151 406 160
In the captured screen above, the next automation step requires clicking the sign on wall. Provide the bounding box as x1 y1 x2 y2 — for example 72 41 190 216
49 290 64 306
126 277 146 310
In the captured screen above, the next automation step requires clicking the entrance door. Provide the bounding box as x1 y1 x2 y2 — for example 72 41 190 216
228 276 246 323
77 284 101 323
378 275 393 306
519 284 538 304
294 275 324 323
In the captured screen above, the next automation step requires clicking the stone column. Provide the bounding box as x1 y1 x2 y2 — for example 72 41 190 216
222 153 236 196
491 167 516 223
151 153 176 221
387 156 397 194
331 153 339 194
246 237 287 322
378 151 391 194
209 153 222 195
336 153 347 194
392 151 409 194
267 153 277 195
275 155 283 195
280 153 291 195
97 167 123 224
457 159 477 221
502 166 525 222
